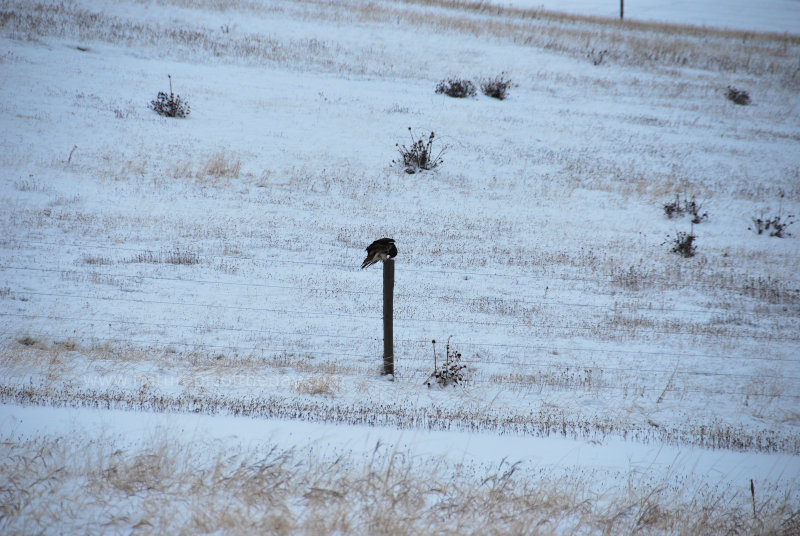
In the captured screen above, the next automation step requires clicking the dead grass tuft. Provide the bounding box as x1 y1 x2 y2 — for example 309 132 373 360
198 150 241 181
294 375 341 396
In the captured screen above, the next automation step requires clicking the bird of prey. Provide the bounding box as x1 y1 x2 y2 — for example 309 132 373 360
361 238 398 269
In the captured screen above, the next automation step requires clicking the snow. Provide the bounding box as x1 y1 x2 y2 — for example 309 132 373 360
4 402 799 496
495 0 800 33
1 0 800 532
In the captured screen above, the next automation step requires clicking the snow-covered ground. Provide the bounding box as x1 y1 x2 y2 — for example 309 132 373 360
1 0 799 533
496 0 800 33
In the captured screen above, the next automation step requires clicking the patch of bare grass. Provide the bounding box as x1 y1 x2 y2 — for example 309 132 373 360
82 254 114 265
129 248 202 265
198 150 241 181
168 150 242 184
294 375 341 396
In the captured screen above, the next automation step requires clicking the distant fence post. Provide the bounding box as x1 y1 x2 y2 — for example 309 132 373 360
382 258 394 377
620 0 624 20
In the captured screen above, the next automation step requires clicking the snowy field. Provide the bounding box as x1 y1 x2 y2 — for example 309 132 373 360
495 0 800 33
2 0 800 533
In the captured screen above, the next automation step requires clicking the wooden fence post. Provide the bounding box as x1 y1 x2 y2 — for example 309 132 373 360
383 258 394 377
620 0 624 20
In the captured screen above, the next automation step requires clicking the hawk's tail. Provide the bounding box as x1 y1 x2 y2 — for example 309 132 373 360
360 256 376 269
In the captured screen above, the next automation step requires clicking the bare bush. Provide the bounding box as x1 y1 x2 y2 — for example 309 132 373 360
663 195 708 223
393 128 446 174
749 213 794 237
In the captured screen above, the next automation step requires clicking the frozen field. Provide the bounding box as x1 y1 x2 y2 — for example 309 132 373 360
1 0 799 533
497 0 800 33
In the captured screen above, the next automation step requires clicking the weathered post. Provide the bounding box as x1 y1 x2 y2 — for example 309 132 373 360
383 258 394 376
620 0 624 20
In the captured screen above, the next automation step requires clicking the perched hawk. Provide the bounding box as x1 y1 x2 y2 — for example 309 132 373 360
361 238 398 269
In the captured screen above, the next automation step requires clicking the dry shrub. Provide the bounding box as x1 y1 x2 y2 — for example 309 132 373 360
749 213 794 237
726 85 751 105
663 195 708 223
435 77 477 98
393 128 446 174
480 73 513 99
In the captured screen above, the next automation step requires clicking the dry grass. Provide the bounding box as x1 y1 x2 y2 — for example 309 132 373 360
2 370 798 455
1 432 796 535
128 248 202 265
198 150 242 181
348 0 800 83
294 374 341 396
2 1 799 530
3 0 798 83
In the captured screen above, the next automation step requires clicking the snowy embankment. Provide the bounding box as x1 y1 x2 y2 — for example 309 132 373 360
1 0 799 533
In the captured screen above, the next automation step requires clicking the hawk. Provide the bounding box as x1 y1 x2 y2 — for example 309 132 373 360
361 238 398 269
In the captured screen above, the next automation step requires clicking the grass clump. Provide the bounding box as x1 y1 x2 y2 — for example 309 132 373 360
199 150 241 180
150 75 190 118
294 375 340 396
435 77 476 98
393 128 446 174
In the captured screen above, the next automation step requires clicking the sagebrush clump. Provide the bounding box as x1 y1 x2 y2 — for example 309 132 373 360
480 73 513 100
150 75 190 118
726 86 750 105
435 77 477 98
393 128 446 174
